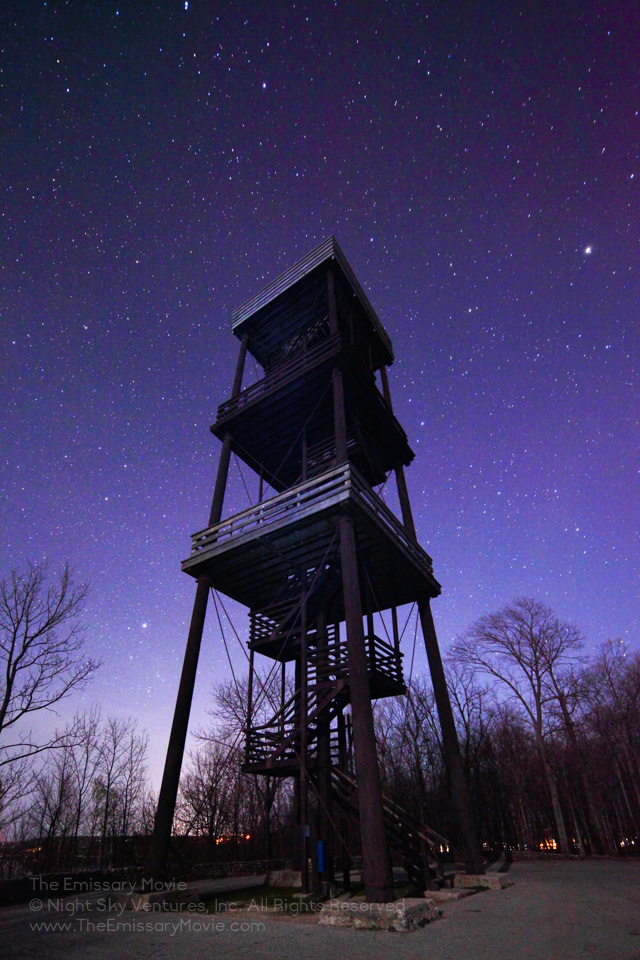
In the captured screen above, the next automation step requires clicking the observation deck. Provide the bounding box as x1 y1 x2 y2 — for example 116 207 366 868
181 463 440 614
211 333 414 490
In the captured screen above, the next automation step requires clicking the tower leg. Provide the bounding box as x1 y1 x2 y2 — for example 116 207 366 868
337 709 352 892
147 426 236 877
418 597 484 873
418 598 484 874
147 336 248 877
338 514 393 903
391 456 484 875
147 576 210 877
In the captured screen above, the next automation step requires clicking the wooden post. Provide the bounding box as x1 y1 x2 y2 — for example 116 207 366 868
338 513 393 902
231 332 249 397
391 605 402 682
332 321 392 900
327 269 339 336
417 597 484 874
316 612 334 887
365 579 376 669
245 647 255 764
332 367 348 464
147 335 248 879
301 429 308 482
280 660 286 736
299 582 310 893
383 361 484 873
337 710 351 892
379 363 393 408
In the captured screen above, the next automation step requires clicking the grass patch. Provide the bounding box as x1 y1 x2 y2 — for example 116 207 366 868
200 885 303 913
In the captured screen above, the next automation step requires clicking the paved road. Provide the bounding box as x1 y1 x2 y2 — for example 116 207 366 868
2 860 639 960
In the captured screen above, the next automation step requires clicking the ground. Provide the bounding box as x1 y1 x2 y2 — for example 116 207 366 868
1 860 639 960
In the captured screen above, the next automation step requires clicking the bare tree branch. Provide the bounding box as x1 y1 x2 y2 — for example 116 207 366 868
0 561 100 767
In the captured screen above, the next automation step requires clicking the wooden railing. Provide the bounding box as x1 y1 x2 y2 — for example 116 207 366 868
216 332 341 421
366 634 403 687
245 678 348 767
188 462 434 577
349 467 434 575
190 465 348 553
331 767 450 850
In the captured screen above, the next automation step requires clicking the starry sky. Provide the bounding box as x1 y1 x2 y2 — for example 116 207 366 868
2 1 638 786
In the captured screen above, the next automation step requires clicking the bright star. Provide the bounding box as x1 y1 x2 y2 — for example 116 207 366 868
584 245 592 254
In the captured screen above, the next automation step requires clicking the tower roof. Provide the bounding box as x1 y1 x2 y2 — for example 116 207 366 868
231 236 394 370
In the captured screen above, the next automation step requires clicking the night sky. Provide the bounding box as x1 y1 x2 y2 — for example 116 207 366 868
2 1 638 786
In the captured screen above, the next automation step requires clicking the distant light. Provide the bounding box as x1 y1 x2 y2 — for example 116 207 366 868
184 1 188 8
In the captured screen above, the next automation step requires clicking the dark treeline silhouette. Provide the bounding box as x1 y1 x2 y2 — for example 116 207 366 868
1 709 153 877
2 598 638 878
377 600 639 857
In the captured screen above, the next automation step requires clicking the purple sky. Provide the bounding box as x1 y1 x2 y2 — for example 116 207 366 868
2 1 637 786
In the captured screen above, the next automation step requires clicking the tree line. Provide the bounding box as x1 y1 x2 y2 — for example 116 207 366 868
377 598 639 857
1 563 637 876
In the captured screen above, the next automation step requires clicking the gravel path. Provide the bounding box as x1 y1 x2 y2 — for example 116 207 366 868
2 860 639 960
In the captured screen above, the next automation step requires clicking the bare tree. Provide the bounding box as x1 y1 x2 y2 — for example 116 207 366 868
92 716 148 868
182 671 291 860
27 741 76 871
451 597 584 854
177 739 241 854
0 561 99 766
580 640 640 844
67 707 102 859
375 678 447 837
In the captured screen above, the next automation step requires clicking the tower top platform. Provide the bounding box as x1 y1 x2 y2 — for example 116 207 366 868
231 236 394 371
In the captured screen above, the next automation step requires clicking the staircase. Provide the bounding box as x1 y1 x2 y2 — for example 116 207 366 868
243 558 433 886
328 766 449 890
244 562 403 773
249 564 343 661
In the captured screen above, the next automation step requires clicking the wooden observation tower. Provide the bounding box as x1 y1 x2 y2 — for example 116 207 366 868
148 238 483 899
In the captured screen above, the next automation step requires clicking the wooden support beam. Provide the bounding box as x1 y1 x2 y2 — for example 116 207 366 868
383 369 484 876
338 513 394 903
147 334 249 879
299 585 310 893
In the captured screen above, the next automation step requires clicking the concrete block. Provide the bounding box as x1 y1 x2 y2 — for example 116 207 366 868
317 896 440 931
453 873 513 890
268 869 302 888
